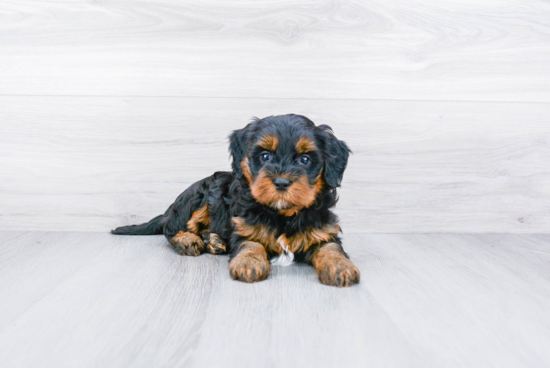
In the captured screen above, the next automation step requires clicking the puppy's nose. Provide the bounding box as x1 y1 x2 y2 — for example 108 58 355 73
273 177 291 191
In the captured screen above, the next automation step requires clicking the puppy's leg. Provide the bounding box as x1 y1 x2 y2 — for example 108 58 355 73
310 242 360 287
228 241 270 283
163 191 210 256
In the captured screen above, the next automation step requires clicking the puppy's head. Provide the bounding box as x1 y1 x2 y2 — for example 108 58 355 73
229 114 350 216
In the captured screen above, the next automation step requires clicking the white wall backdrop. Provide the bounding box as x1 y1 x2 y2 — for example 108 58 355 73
0 0 549 232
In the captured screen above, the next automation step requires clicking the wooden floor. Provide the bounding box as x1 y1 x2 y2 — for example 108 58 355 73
0 232 549 367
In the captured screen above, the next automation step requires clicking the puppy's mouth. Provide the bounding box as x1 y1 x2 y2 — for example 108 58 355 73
269 199 294 210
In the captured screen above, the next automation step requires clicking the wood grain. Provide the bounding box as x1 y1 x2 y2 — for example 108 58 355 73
0 96 548 232
0 232 111 330
0 0 549 101
0 232 549 367
0 232 220 367
361 233 550 367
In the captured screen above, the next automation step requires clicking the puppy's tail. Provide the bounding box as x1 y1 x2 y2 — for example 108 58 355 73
111 215 164 235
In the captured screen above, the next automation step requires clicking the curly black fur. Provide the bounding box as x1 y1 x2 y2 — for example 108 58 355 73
112 114 358 286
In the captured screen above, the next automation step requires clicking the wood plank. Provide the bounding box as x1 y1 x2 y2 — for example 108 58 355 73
0 231 428 368
0 232 111 330
188 255 428 368
0 232 549 367
0 232 30 255
1 0 549 101
358 233 550 367
1 96 549 232
0 232 219 367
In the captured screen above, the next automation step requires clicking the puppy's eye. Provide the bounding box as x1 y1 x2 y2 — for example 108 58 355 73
298 155 310 165
260 152 271 162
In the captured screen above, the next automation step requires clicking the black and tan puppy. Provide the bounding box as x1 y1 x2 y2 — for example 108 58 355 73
112 114 359 287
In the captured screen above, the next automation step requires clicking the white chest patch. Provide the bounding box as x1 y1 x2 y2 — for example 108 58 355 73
272 199 290 210
270 237 294 266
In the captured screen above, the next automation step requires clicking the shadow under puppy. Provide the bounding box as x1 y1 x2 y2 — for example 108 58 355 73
112 114 360 287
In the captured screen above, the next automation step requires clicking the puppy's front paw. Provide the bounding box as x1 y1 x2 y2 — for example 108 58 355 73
229 253 270 283
317 258 360 287
170 231 204 256
205 233 227 254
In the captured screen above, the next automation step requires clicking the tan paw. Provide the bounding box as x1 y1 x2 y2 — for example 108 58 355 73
170 231 204 256
205 233 227 254
317 258 360 287
228 242 270 283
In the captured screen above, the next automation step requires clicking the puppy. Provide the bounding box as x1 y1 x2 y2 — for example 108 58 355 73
112 114 359 287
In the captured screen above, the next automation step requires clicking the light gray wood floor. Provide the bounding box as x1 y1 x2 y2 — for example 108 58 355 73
0 232 549 368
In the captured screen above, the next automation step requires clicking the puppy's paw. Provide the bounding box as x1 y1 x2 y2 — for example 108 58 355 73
317 258 360 287
229 250 270 283
205 233 227 254
170 231 204 256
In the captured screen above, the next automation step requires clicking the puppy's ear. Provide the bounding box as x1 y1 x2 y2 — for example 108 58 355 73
318 125 351 188
229 126 249 176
